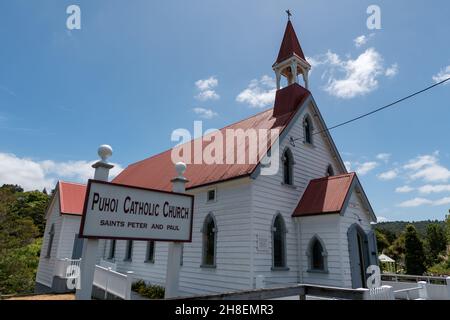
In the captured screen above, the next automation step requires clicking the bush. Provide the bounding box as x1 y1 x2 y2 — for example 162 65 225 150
0 238 42 295
131 280 165 299
427 258 450 276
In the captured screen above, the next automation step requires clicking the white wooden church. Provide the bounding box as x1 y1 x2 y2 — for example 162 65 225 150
35 19 378 297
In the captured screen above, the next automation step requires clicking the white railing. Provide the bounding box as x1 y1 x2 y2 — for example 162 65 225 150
54 258 82 278
382 274 450 300
98 259 117 271
93 265 134 300
364 285 395 300
393 282 427 300
254 275 394 300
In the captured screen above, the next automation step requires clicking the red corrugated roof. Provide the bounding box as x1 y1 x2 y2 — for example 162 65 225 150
275 20 306 64
58 181 87 215
292 173 356 217
113 85 310 191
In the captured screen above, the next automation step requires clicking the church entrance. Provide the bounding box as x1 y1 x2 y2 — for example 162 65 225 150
347 224 371 288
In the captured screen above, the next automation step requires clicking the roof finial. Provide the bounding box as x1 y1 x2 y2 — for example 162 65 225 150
285 9 292 21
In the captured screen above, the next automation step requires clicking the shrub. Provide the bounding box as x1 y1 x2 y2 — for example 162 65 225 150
131 280 165 299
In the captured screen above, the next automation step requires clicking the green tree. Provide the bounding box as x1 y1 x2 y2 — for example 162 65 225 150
0 184 45 295
0 238 42 294
446 214 450 243
386 233 405 263
10 190 50 235
375 229 390 253
404 225 426 275
425 223 447 266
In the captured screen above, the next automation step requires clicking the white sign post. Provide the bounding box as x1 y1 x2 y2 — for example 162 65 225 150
164 162 189 298
76 145 114 300
77 151 193 300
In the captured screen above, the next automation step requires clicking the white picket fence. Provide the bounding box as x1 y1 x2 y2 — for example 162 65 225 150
54 258 82 278
54 258 134 300
93 265 134 300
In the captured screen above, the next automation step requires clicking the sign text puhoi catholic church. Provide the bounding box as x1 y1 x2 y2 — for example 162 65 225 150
79 180 194 242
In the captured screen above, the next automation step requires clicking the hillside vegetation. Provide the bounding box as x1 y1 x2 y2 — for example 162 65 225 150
0 185 50 295
375 218 450 275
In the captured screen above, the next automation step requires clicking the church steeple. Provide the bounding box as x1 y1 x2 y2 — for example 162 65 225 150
273 16 311 90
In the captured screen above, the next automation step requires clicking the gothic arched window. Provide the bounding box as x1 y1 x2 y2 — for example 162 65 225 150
45 224 55 258
282 148 294 185
202 214 217 267
272 214 287 269
307 236 328 272
304 116 313 145
326 164 334 177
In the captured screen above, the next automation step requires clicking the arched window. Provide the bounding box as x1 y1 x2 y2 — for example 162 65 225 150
326 165 334 177
304 116 313 145
282 148 294 185
45 224 55 258
202 214 217 267
272 214 287 269
307 236 328 272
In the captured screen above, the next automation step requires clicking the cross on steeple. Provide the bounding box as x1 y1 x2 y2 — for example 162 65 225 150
285 9 292 21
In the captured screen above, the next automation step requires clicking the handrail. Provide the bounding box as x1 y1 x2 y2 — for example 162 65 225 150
382 273 447 284
170 284 367 300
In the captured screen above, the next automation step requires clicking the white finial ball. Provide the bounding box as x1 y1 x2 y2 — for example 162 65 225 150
175 162 186 176
98 144 113 161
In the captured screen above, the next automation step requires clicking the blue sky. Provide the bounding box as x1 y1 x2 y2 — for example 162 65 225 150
0 0 449 222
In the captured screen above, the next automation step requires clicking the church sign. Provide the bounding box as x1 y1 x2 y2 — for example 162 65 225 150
79 180 194 242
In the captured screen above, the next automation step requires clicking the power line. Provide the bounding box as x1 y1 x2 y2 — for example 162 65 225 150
314 76 450 136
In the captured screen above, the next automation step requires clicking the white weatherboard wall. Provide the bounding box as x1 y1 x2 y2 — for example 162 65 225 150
58 215 82 259
298 214 343 287
107 178 253 296
251 101 345 287
36 194 63 288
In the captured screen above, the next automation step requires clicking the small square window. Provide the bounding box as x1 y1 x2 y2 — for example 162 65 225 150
207 189 216 202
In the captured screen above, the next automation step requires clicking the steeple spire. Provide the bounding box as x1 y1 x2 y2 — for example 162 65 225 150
273 15 311 90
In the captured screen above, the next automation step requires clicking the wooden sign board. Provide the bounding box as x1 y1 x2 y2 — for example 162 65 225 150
79 180 194 242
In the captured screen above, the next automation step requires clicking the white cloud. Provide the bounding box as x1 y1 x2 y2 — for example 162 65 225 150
355 161 378 176
311 48 398 99
432 65 450 83
0 152 123 191
195 77 218 91
395 185 414 193
397 197 433 208
434 197 450 206
377 216 389 222
404 152 450 182
376 153 391 162
196 90 219 101
397 196 450 208
418 184 450 194
378 169 398 181
354 35 368 47
344 161 352 172
192 107 218 119
236 75 276 108
410 163 450 182
195 76 220 101
325 49 384 98
404 154 437 171
385 64 399 77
